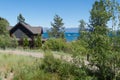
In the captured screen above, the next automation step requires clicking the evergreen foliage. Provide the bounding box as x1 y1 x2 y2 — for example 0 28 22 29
48 15 65 39
78 19 86 39
17 14 25 23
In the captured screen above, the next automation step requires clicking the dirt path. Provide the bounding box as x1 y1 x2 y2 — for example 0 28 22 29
0 49 44 58
0 49 71 61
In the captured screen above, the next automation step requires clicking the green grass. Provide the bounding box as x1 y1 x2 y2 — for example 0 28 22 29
0 52 62 80
0 53 39 79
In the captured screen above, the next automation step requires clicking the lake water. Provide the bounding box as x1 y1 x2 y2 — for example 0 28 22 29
42 33 80 41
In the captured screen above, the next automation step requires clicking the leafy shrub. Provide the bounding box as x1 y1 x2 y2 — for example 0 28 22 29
42 38 67 51
13 64 58 80
34 35 42 48
71 40 87 54
40 52 95 80
42 38 88 55
23 37 29 48
9 37 18 48
0 35 12 49
40 52 61 73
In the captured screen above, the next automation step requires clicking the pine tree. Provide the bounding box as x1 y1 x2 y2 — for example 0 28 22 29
48 15 65 39
78 19 86 39
17 14 25 23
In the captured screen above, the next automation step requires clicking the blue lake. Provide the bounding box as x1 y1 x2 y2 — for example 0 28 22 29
42 33 80 41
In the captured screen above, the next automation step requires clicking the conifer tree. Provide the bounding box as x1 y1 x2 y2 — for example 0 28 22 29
78 19 86 39
48 15 65 39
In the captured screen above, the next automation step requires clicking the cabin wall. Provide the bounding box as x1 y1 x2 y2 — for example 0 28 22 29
13 29 29 38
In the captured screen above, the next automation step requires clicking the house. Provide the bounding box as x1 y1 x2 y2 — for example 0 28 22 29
8 22 43 47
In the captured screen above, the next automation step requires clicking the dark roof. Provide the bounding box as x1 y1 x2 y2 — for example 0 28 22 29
9 22 43 34
30 27 42 34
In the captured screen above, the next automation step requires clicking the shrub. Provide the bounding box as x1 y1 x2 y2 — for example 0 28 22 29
34 35 42 48
42 38 88 55
40 52 61 73
23 37 29 49
42 38 67 51
0 35 12 49
40 52 95 80
9 37 18 48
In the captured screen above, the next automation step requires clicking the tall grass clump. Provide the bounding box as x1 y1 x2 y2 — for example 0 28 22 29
0 53 37 79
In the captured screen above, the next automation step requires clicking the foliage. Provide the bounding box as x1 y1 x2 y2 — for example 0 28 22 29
10 37 18 48
34 35 42 48
40 52 95 80
90 0 111 33
0 17 9 35
17 14 25 23
0 17 17 49
48 15 65 38
42 38 67 51
78 19 87 39
23 37 29 48
104 0 120 30
0 53 37 79
13 53 60 80
71 40 87 55
87 0 120 80
0 35 18 49
40 52 61 73
0 35 10 49
0 17 10 49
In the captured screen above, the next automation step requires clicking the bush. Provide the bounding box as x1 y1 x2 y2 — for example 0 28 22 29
42 38 67 51
40 52 61 73
9 37 18 48
40 52 95 80
0 35 12 49
34 35 42 48
13 64 58 80
23 37 29 49
42 38 88 55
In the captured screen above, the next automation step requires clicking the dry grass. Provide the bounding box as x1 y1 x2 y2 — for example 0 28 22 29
0 53 38 80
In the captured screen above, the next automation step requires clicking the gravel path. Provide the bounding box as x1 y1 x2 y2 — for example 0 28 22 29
0 49 72 60
0 49 44 58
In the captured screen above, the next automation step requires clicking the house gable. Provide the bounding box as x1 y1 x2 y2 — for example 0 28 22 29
13 29 29 39
10 22 34 38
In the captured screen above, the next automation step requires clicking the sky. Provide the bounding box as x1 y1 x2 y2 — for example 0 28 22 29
0 0 97 28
